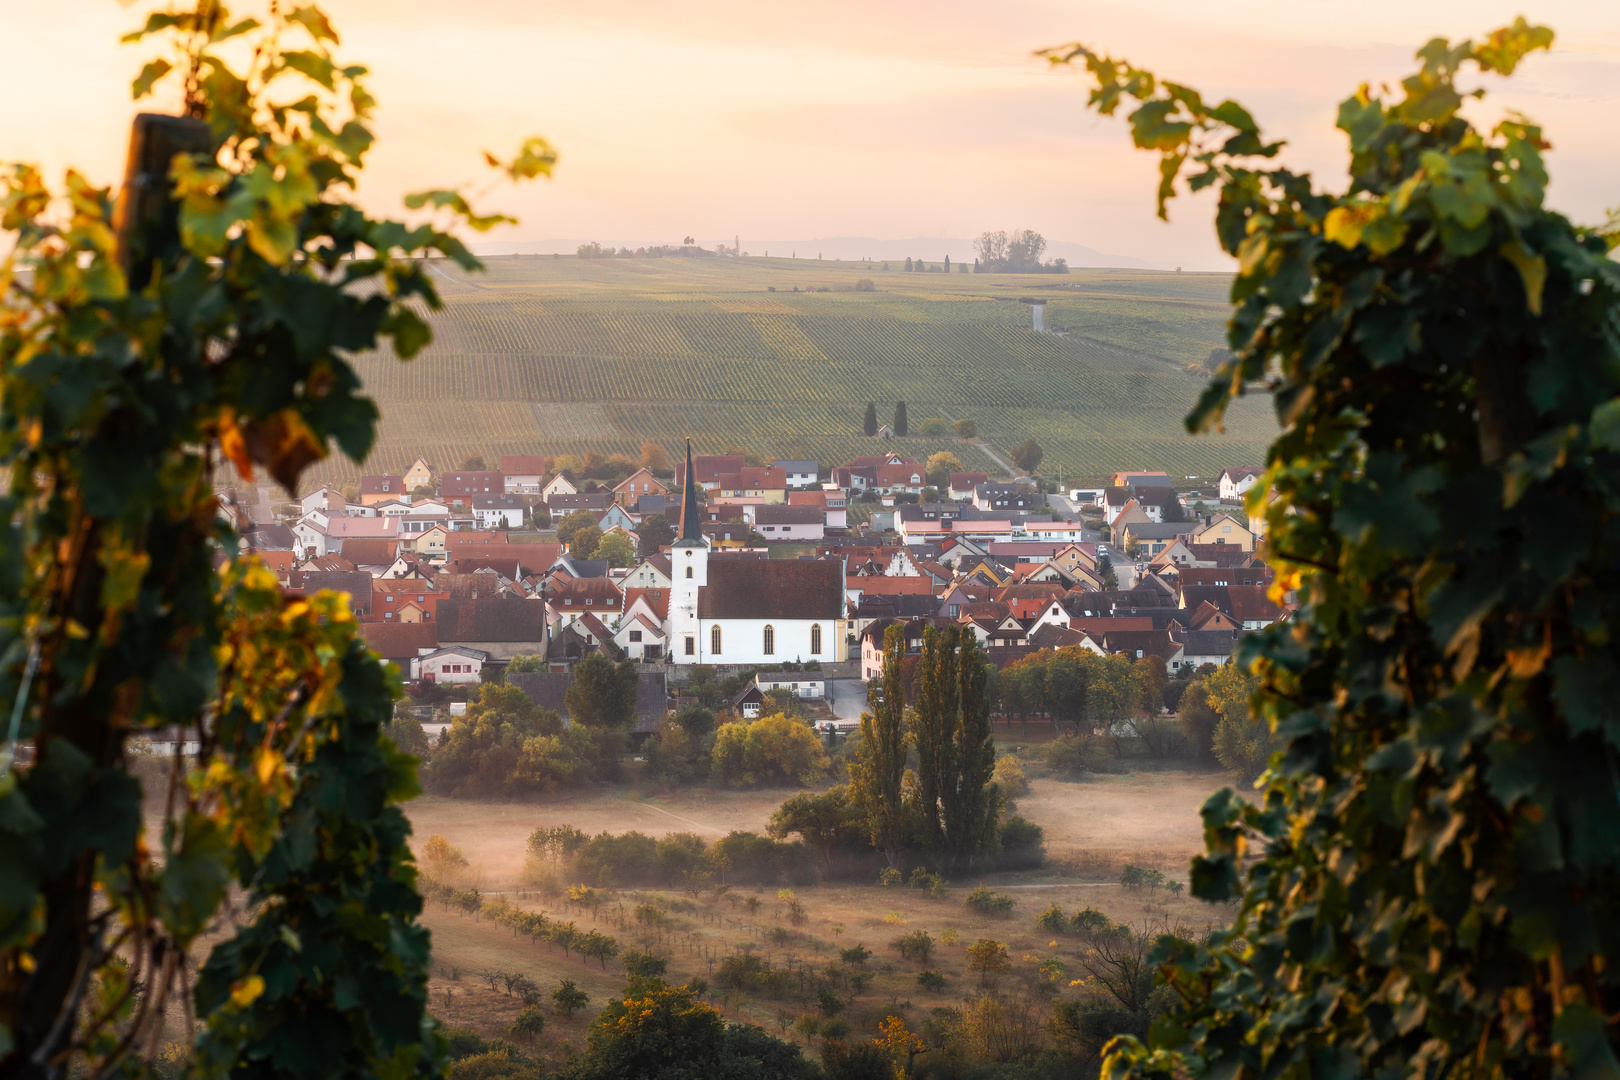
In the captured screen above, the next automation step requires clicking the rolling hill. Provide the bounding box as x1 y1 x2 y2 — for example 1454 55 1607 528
314 255 1275 490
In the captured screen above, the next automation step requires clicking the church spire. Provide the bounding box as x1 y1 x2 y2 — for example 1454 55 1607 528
678 437 701 543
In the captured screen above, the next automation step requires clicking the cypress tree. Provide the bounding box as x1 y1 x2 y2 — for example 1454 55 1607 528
904 257 912 271
862 402 878 437
893 402 908 437
943 255 951 271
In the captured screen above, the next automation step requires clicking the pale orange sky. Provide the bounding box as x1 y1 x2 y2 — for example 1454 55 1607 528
3 1 1615 269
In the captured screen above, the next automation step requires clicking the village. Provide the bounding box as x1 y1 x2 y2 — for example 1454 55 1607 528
221 446 1282 726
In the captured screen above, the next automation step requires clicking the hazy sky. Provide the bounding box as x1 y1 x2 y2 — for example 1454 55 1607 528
4 1 1616 269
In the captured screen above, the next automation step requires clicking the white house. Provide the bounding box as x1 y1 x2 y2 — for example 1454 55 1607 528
292 513 399 559
745 504 825 541
300 486 346 518
613 612 666 661
775 459 820 490
501 455 549 495
410 646 490 683
595 504 640 534
542 474 577 499
755 672 827 699
1218 467 1263 502
473 494 526 529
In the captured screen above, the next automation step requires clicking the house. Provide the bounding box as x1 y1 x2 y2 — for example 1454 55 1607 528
256 549 296 583
549 575 625 629
434 595 549 659
500 455 550 494
624 555 673 591
612 468 668 506
668 443 846 665
403 457 435 492
371 578 439 623
1178 628 1238 669
338 537 400 572
593 504 640 534
1190 514 1254 551
410 524 451 559
674 455 746 490
788 489 844 530
371 498 416 518
948 472 989 501
731 683 766 720
1218 466 1264 502
746 504 825 541
775 459 820 490
973 484 1041 512
1100 628 1185 669
755 672 827 699
1120 521 1190 558
360 621 440 671
473 494 527 529
401 498 451 519
300 486 346 518
292 514 399 559
441 471 504 508
1110 471 1171 488
286 570 375 617
410 646 490 684
542 474 578 499
613 612 666 661
548 492 614 514
712 466 789 505
359 474 405 506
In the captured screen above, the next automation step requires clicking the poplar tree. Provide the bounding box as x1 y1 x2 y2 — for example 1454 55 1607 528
910 626 960 858
945 632 998 869
849 625 909 868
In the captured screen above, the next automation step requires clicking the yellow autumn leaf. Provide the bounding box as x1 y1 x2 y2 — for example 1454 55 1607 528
230 975 264 1009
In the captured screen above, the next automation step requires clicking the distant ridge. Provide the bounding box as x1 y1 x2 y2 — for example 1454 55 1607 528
472 236 1162 271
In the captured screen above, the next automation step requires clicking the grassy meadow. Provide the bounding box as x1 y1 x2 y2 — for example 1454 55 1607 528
315 255 1277 490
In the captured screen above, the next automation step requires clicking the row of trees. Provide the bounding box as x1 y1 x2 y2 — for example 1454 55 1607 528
972 230 1070 273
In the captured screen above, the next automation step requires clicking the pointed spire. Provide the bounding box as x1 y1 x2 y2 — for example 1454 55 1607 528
679 437 701 542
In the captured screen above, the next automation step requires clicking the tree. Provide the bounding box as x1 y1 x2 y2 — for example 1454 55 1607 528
508 1006 545 1042
1010 438 1044 474
1097 552 1118 590
574 978 731 1079
1006 229 1048 270
965 939 1011 987
593 531 635 569
637 513 675 555
507 653 547 674
462 455 488 471
768 786 867 873
552 980 589 1019
904 258 913 271
849 625 910 868
430 683 585 796
567 522 603 560
555 508 600 549
1048 20 1620 1080
712 713 831 787
640 442 672 473
953 418 977 439
863 402 879 436
974 230 1009 266
0 7 554 1074
914 417 948 437
926 451 965 489
565 653 639 732
893 402 908 436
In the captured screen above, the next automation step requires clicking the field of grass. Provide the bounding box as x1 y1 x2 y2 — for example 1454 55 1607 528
306 256 1275 491
406 767 1230 1068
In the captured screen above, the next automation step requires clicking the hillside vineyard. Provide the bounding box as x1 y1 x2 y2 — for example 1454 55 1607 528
327 256 1276 489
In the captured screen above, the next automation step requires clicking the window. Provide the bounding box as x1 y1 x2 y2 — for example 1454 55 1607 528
629 630 642 642
685 636 695 656
810 624 822 654
685 566 693 579
762 625 775 655
711 625 722 654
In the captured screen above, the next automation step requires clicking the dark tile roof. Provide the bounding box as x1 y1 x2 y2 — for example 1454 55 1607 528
339 538 399 567
550 576 624 609
698 560 843 620
547 492 614 510
752 505 823 525
287 571 374 614
436 597 548 642
360 474 404 495
508 670 669 732
1227 584 1284 624
1101 629 1183 660
500 455 550 475
1179 628 1238 658
473 494 526 510
360 622 440 663
1179 585 1235 616
244 522 296 551
441 471 504 496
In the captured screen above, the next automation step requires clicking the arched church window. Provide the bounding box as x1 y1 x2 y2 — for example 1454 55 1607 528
763 625 775 655
711 625 722 654
810 624 822 655
686 566 693 579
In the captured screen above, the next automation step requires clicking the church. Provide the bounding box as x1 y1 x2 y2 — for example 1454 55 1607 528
667 442 850 665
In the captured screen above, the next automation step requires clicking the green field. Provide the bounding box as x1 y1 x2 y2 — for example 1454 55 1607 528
310 256 1276 489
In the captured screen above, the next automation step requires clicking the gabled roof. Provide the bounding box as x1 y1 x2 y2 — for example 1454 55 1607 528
1219 466 1263 483
436 596 548 642
360 474 403 495
848 575 936 596
1227 584 1284 624
622 587 670 621
948 472 989 489
473 494 526 510
500 454 550 476
698 560 843 620
244 523 296 551
752 505 822 525
339 538 399 567
441 471 503 495
1179 628 1239 658
360 621 440 663
550 575 625 610
675 455 746 485
548 492 614 510
1101 628 1183 660
774 459 818 473
286 571 374 614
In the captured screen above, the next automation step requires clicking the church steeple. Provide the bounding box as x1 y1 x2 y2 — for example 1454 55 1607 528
677 437 702 544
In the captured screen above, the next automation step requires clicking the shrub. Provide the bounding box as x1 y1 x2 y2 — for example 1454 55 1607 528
621 951 667 979
574 830 658 887
1035 902 1068 934
839 944 872 967
711 713 831 787
995 815 1045 870
991 755 1029 798
917 969 948 992
891 930 935 965
963 887 1015 917
552 980 589 1019
508 1006 545 1042
710 830 816 885
965 938 1012 986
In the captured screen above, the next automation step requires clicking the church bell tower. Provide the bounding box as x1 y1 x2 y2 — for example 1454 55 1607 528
669 438 709 663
